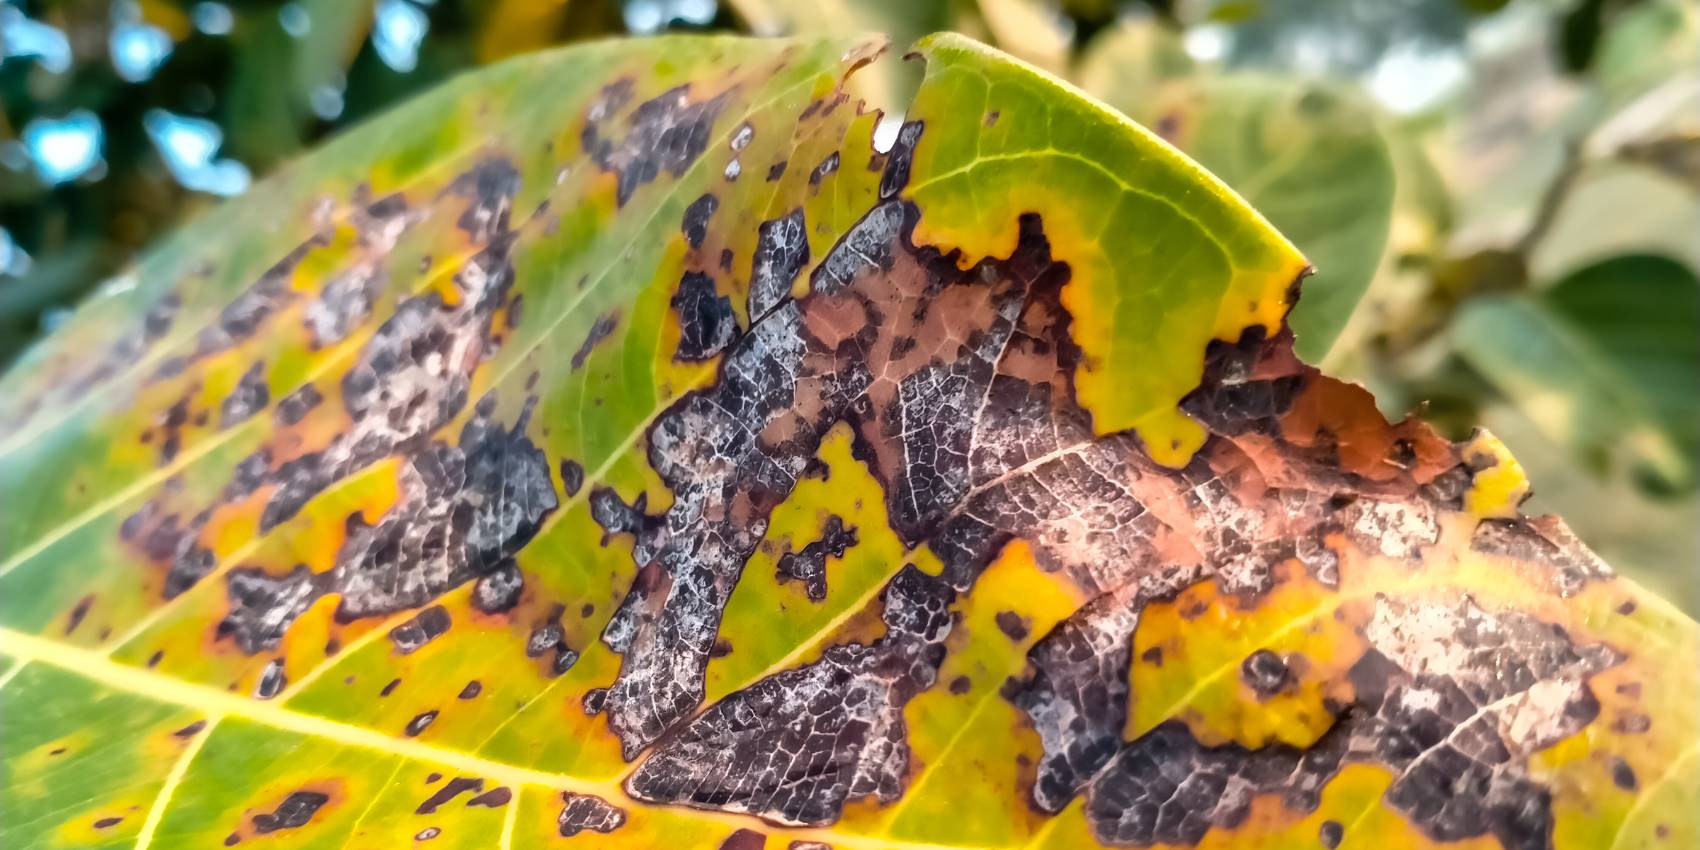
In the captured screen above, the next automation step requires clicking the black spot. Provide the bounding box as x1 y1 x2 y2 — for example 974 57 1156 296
173 720 207 738
1141 646 1163 666
380 678 401 697
1240 649 1293 698
1611 758 1638 791
459 680 482 699
254 659 287 699
468 787 513 807
405 711 437 737
94 817 123 829
808 152 840 186
1319 819 1343 848
995 610 1029 642
472 561 524 614
416 777 483 814
721 829 767 850
252 791 328 834
559 459 585 497
388 605 452 654
766 160 787 181
572 313 619 370
527 622 565 657
682 193 719 249
64 595 94 635
774 515 856 602
949 675 972 695
671 271 739 361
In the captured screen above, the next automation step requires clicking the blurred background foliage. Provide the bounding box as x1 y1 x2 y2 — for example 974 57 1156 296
1 0 1696 609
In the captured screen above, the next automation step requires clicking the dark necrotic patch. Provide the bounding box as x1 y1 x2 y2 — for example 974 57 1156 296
459 680 482 699
219 362 270 428
388 605 451 654
627 567 953 826
583 81 734 205
274 384 322 426
775 515 856 602
748 209 809 320
878 121 923 199
572 313 619 370
252 791 328 834
682 193 720 249
671 271 739 361
1083 597 1622 850
558 792 627 836
94 817 123 829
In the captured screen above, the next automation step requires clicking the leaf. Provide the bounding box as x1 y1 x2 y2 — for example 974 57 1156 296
1 32 1696 850
1455 254 1700 494
1079 19 1396 362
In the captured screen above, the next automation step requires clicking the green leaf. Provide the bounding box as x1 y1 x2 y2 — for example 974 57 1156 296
1079 21 1396 362
1 32 1695 850
1454 253 1700 492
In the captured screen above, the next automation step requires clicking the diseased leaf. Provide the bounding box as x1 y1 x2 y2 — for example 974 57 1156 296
1 32 1696 850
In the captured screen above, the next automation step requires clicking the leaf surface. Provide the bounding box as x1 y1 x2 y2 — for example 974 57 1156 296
1 32 1695 850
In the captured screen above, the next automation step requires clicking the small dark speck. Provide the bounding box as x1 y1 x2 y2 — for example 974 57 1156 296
94 817 123 829
766 160 787 181
380 678 401 697
173 720 208 738
949 675 971 695
1319 819 1343 849
1614 713 1652 733
404 710 438 737
426 772 442 784
984 110 1000 127
1618 600 1637 615
49 746 68 756
711 637 733 658
1141 646 1163 666
580 603 595 618
224 833 241 846
147 650 164 668
459 681 482 700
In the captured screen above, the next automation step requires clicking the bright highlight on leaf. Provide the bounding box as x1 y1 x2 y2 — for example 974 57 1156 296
1 32 1694 850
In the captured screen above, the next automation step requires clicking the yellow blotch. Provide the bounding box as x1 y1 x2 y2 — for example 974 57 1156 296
1128 559 1362 749
705 422 909 704
870 539 1086 848
1461 429 1529 519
